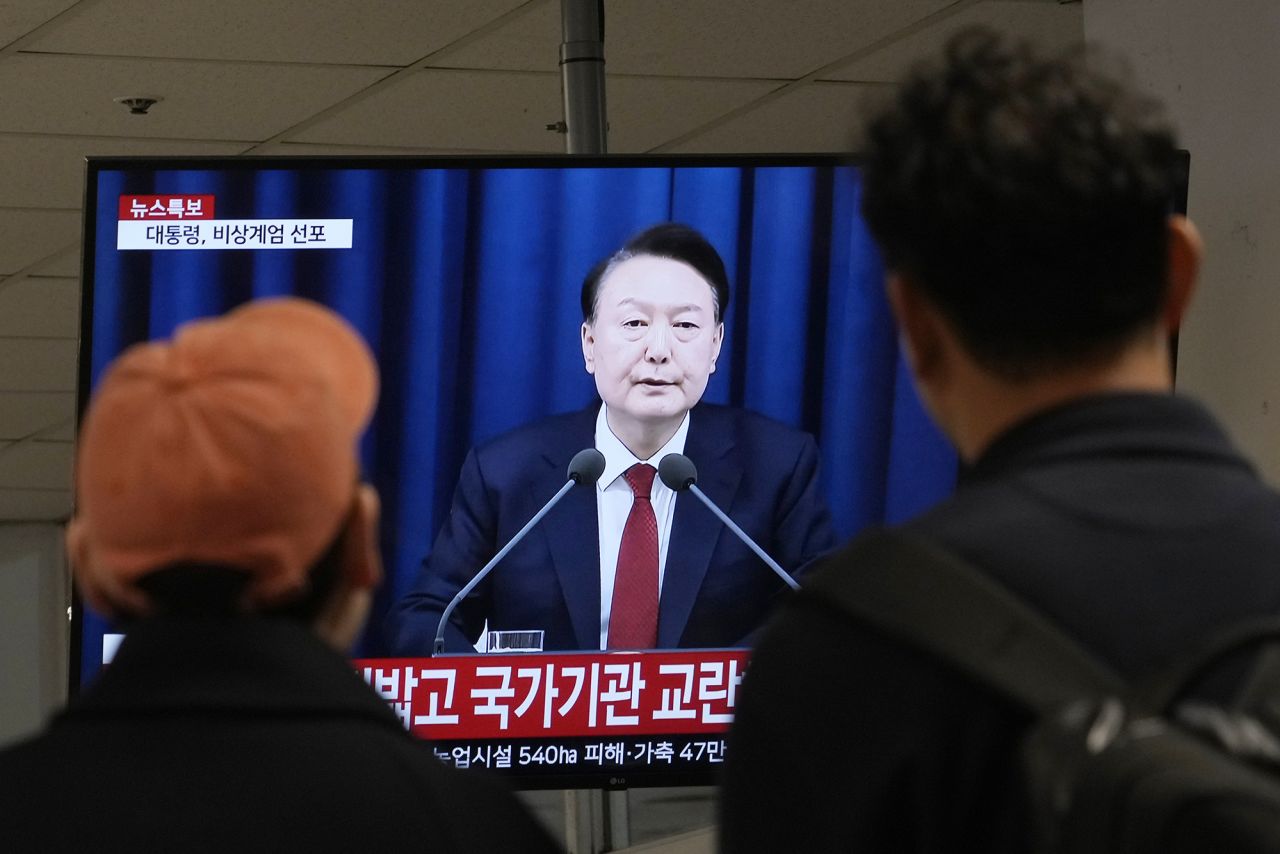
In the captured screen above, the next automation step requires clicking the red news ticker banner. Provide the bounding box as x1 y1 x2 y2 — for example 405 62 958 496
355 649 749 740
118 194 215 220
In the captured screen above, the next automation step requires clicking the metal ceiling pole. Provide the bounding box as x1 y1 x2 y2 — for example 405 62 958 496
560 5 616 850
560 0 607 154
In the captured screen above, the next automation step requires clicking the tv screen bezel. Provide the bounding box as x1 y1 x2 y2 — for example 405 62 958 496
73 152 861 790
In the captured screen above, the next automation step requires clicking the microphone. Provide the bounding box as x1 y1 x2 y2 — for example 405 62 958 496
657 453 801 591
433 448 606 655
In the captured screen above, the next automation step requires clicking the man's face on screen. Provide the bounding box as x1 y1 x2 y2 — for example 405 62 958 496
582 254 724 434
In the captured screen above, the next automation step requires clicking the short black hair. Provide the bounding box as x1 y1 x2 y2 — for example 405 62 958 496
860 28 1181 378
580 223 731 324
132 529 344 623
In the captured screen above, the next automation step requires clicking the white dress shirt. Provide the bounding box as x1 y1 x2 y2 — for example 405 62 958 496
594 405 689 649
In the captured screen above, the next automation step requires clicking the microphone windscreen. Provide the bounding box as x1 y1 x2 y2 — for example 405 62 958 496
567 448 606 485
658 453 698 491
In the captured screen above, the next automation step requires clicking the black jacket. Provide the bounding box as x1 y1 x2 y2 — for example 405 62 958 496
720 393 1280 853
0 615 560 853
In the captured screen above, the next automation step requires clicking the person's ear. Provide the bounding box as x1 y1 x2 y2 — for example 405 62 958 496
65 518 88 582
886 273 946 384
312 484 382 652
65 517 152 620
64 518 104 614
1163 216 1202 333
341 484 382 592
581 321 596 374
709 322 724 373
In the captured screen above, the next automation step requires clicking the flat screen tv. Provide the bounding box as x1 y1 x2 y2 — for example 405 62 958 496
77 155 959 787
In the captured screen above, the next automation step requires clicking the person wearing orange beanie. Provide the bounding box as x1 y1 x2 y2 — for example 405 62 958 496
0 298 558 854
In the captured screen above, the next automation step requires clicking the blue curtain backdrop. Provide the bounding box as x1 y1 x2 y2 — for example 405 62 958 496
81 161 956 678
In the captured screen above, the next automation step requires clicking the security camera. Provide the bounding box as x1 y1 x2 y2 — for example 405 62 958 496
114 96 162 116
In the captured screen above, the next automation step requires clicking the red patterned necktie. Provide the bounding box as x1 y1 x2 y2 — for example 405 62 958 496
607 463 659 649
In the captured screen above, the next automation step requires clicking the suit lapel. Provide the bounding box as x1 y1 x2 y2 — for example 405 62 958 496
658 407 741 648
537 406 603 650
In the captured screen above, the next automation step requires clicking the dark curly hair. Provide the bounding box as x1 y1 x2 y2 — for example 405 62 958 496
581 223 730 324
860 28 1181 378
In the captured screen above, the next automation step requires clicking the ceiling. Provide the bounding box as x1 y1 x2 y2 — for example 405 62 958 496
0 0 1081 522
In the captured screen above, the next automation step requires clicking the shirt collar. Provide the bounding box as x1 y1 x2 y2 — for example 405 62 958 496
595 405 691 491
966 391 1250 483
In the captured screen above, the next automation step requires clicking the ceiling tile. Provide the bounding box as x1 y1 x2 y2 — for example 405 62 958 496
0 277 80 338
435 0 952 79
0 339 78 392
608 76 780 152
0 209 81 275
827 0 1084 82
293 69 564 151
26 247 80 278
662 81 888 153
26 0 528 66
0 135 246 209
296 68 777 153
0 392 75 441
36 418 75 442
427 0 559 72
0 441 72 490
0 1 78 46
0 54 388 141
0 489 72 521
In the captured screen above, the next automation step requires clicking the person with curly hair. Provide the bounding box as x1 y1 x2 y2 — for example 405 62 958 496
721 29 1280 853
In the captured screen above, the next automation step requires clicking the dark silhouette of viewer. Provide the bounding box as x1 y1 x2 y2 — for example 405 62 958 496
0 298 559 853
721 29 1280 854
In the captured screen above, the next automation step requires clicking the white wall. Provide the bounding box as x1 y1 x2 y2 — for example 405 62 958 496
1085 0 1280 483
0 523 68 748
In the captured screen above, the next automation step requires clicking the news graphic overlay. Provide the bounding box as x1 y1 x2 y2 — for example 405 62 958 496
100 634 745 785
356 649 745 784
116 193 353 250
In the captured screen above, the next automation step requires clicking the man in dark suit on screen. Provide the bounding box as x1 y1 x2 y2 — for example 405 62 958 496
387 223 835 653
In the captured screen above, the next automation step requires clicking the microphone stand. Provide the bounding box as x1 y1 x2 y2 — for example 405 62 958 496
683 484 801 591
432 447 605 655
432 481 575 656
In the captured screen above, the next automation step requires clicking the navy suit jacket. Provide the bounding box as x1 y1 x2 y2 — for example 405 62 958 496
386 403 836 653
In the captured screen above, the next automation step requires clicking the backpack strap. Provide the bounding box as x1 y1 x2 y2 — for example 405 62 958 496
1234 644 1280 730
804 529 1126 714
1136 618 1280 712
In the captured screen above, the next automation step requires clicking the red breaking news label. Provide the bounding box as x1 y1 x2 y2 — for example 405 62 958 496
118 195 215 220
356 648 749 740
